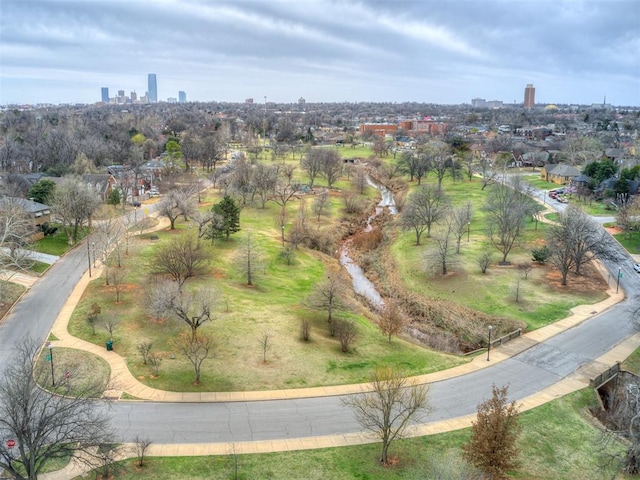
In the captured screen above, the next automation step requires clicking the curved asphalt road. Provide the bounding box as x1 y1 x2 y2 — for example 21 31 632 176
1 205 638 446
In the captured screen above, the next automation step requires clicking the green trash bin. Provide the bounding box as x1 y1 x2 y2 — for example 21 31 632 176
106 340 113 351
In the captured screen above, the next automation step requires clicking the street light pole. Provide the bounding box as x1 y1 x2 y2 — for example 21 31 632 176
92 242 96 268
48 344 55 386
86 238 92 278
616 267 622 293
467 221 470 242
281 224 285 247
486 325 493 361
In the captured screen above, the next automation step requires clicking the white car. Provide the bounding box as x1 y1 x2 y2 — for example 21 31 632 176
634 263 640 274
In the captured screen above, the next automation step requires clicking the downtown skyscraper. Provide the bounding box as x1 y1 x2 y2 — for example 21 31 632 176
524 83 535 108
147 74 158 103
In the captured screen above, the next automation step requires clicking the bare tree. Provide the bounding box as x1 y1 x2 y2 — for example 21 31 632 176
378 300 406 343
300 319 311 341
335 319 357 353
306 272 349 335
166 285 218 338
51 175 101 244
400 185 450 244
136 341 153 365
427 220 456 275
343 367 431 465
0 198 35 303
477 250 493 274
86 302 101 335
133 436 153 468
483 181 537 264
462 385 522 480
234 230 264 286
148 233 210 291
547 205 619 285
148 352 163 376
0 339 112 480
301 148 323 187
258 331 272 363
103 317 119 342
423 141 451 189
450 203 473 253
313 190 330 223
173 332 214 384
109 264 129 303
316 148 343 188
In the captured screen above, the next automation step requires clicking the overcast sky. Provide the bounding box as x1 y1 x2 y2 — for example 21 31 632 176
1 0 638 106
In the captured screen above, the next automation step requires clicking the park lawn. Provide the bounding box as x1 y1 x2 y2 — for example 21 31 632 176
614 231 640 255
524 176 555 191
36 348 110 398
86 389 623 480
338 145 374 159
623 347 640 375
32 228 74 256
390 177 606 331
0 281 25 320
69 197 466 392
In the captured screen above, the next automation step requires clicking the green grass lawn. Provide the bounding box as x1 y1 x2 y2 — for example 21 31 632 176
390 176 607 332
614 231 640 255
623 347 640 375
81 389 624 480
0 280 25 320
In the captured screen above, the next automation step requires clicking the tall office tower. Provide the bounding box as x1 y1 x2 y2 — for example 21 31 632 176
130 91 137 102
148 74 158 103
101 87 109 103
178 91 186 103
524 83 535 108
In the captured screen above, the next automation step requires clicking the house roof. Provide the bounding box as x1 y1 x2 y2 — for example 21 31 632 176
547 163 581 177
0 196 50 213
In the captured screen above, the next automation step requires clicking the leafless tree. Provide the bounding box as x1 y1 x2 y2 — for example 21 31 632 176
478 251 493 274
86 302 101 335
342 190 365 215
103 317 119 342
450 202 473 253
547 206 619 285
272 179 300 217
148 233 210 291
148 352 163 376
147 279 180 321
157 190 183 230
173 332 214 384
109 264 129 303
234 230 264 286
258 331 273 363
94 216 124 285
136 341 153 365
400 184 450 244
166 285 219 338
0 338 112 480
352 165 369 194
300 319 311 341
427 220 457 275
133 436 153 468
252 162 278 208
335 319 357 353
51 175 101 245
517 262 533 280
0 199 35 303
483 181 537 264
343 367 431 465
301 148 323 187
378 300 406 343
313 190 330 223
423 141 452 189
306 272 349 335
317 148 343 188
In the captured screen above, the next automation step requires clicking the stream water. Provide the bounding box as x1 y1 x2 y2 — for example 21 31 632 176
339 176 396 310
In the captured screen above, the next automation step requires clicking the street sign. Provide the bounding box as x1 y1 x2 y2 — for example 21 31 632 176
6 439 15 449
46 354 51 362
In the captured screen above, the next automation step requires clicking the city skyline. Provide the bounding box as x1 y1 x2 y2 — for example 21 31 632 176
1 0 638 106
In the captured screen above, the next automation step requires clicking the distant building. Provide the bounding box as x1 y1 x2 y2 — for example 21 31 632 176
130 91 137 102
360 123 398 136
298 97 306 105
101 87 109 103
245 98 254 104
148 73 158 103
472 98 486 108
524 83 535 108
178 91 186 103
167 97 177 103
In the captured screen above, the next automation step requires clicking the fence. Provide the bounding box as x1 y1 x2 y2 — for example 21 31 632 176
590 362 621 388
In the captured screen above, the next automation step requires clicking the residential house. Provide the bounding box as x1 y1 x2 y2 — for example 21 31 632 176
540 163 581 185
82 174 117 202
0 197 51 240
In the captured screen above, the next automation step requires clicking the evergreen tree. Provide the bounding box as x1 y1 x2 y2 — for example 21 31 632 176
210 195 240 240
27 179 56 205
107 188 121 206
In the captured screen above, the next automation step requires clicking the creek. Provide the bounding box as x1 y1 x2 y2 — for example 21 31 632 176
339 176 396 310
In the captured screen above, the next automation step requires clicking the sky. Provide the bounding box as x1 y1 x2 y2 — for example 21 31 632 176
1 0 638 106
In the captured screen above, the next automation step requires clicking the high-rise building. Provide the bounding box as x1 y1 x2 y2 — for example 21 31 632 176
101 87 109 103
148 74 158 103
524 83 535 108
130 91 137 102
178 91 186 103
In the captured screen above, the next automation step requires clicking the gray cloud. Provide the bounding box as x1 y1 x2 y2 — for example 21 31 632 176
1 0 638 105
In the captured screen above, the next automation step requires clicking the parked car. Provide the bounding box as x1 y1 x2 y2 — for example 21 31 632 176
633 263 640 273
